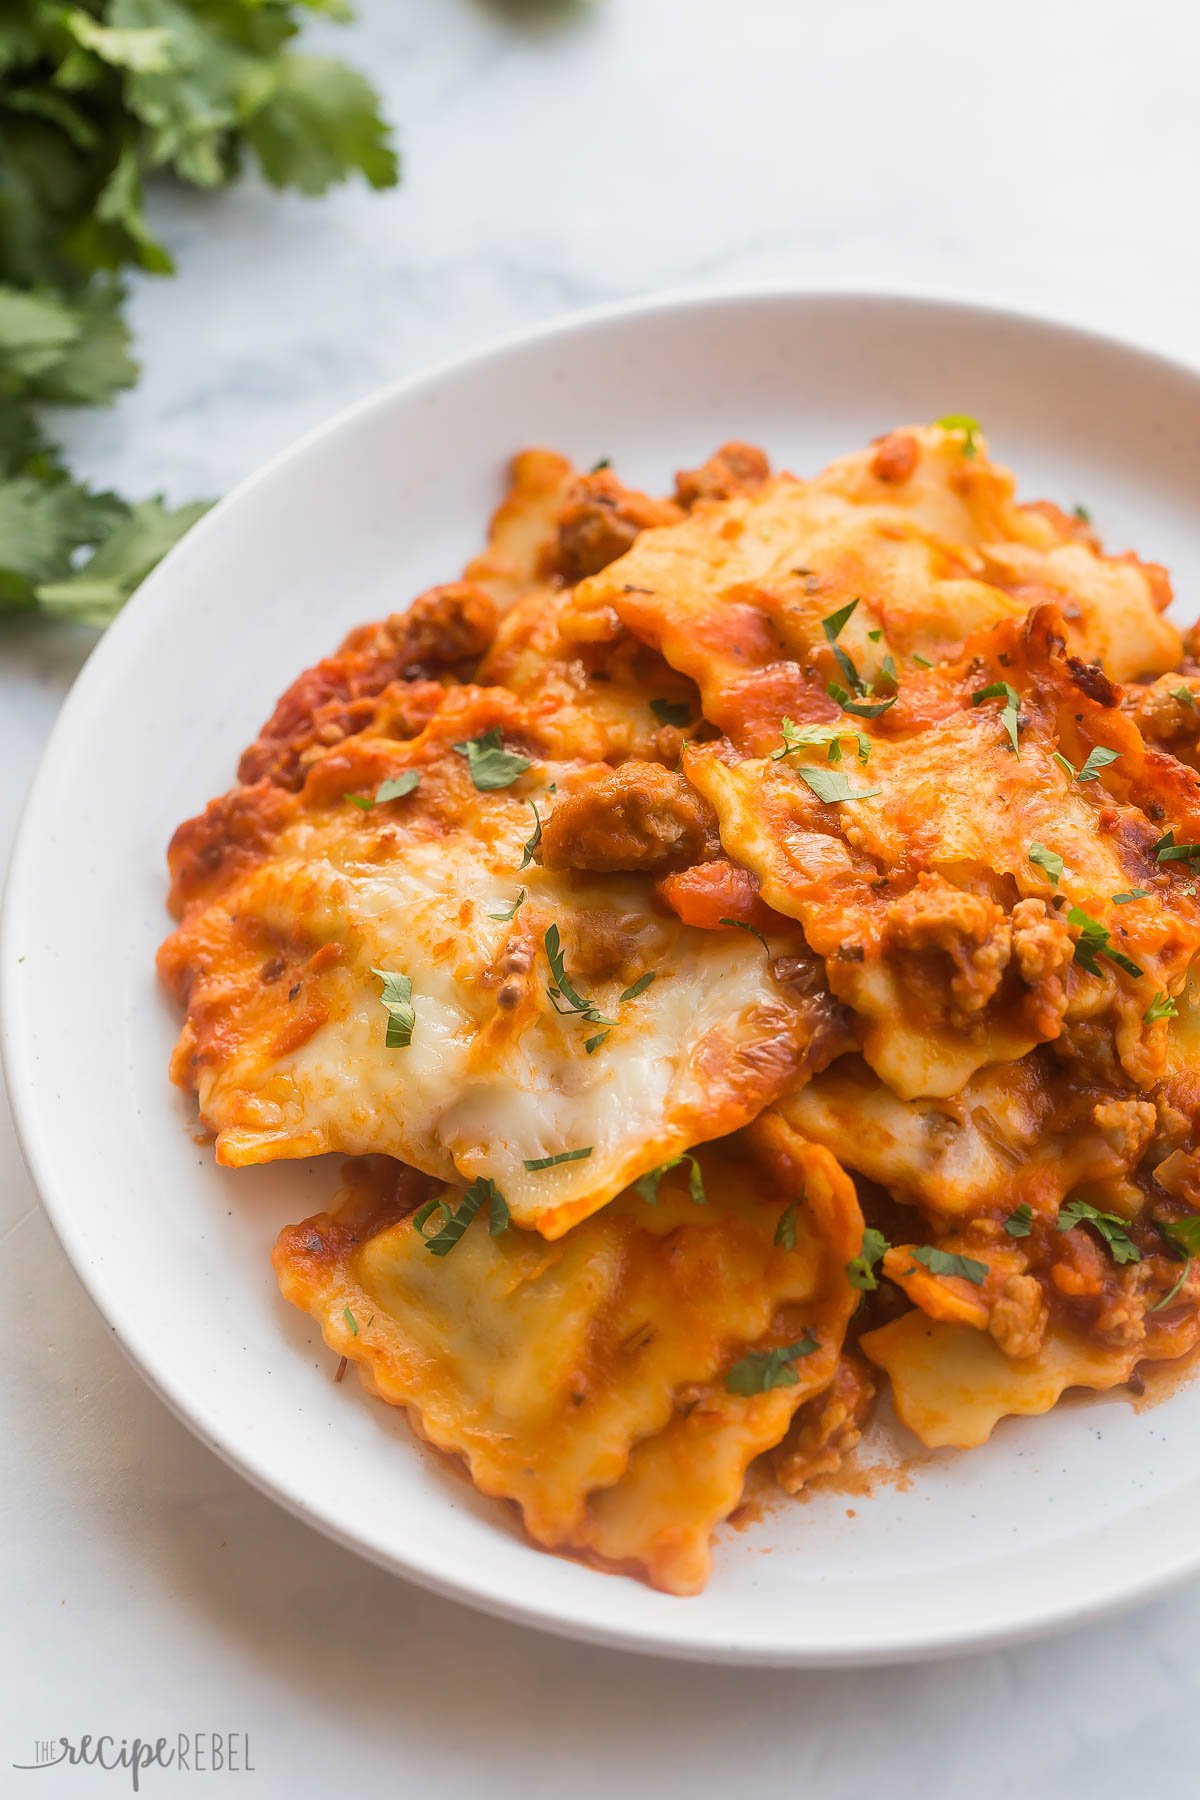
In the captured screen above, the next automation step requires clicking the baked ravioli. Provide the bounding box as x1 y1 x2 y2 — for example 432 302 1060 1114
161 424 1200 1591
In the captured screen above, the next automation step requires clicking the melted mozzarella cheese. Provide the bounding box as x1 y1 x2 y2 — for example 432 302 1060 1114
161 688 818 1237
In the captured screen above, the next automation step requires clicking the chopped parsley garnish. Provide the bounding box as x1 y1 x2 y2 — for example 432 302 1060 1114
523 1147 593 1171
972 681 1021 756
772 716 870 765
1145 990 1178 1024
938 413 982 457
846 1226 889 1290
795 765 882 804
1153 830 1200 865
1004 1203 1034 1238
1056 1198 1140 1264
774 1203 798 1250
489 889 526 922
1073 503 1091 524
828 680 895 720
412 1197 448 1236
1066 905 1144 980
619 972 657 1001
1113 889 1149 905
912 653 934 669
372 967 415 1048
724 1333 819 1395
518 799 543 870
1028 842 1063 886
650 697 692 727
909 1245 988 1285
590 457 612 472
1151 1217 1200 1312
452 727 531 791
1053 745 1120 783
1162 1215 1200 1258
821 597 867 695
584 1031 610 1054
348 771 421 809
423 1176 510 1256
635 1153 707 1206
343 1307 358 1336
544 924 614 1028
719 916 771 955
1152 1261 1192 1313
868 628 884 643
1171 685 1196 709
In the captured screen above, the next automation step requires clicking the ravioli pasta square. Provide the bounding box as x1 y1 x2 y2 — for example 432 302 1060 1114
160 421 1200 1589
274 1131 862 1595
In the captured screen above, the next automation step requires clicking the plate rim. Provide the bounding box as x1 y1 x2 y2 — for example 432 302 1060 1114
7 281 1200 1666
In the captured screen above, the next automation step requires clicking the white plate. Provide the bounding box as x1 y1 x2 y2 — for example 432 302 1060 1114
8 289 1200 1667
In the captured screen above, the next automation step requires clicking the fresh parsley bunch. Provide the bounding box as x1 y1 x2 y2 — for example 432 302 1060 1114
0 0 398 624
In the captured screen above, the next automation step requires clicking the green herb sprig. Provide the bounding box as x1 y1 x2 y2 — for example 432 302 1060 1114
0 0 397 624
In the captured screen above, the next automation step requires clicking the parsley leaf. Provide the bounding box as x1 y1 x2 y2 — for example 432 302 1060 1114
1113 889 1149 905
774 1203 798 1250
719 916 771 955
1066 905 1144 980
972 681 1021 756
489 889 526 922
1073 503 1091 524
518 800 543 870
0 5 396 627
635 1154 707 1206
424 1177 509 1256
1153 830 1200 864
1151 1217 1200 1313
1145 991 1178 1024
1171 685 1196 709
453 727 531 791
583 1030 610 1054
1056 1198 1141 1264
725 1333 819 1395
909 1245 988 1285
912 653 934 669
342 1306 358 1336
371 966 415 1048
619 972 656 1001
1162 1216 1200 1258
938 413 982 457
1004 1203 1034 1238
1028 842 1063 886
1151 1260 1192 1312
772 716 871 765
846 1226 889 1291
544 924 614 1028
348 771 421 810
523 1147 593 1171
828 681 895 720
1054 745 1120 783
412 1198 449 1237
795 765 882 804
650 697 692 726
822 597 865 694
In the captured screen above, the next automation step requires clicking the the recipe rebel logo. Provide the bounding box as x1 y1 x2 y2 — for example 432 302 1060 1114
13 1733 255 1789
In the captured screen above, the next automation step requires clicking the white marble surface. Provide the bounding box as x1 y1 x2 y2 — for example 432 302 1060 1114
4 0 1200 1791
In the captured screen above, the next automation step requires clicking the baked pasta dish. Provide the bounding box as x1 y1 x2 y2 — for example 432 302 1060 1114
159 421 1200 1594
